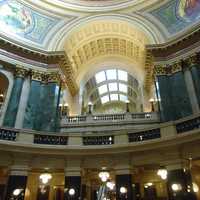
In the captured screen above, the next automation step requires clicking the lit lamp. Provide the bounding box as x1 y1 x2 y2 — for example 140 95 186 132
68 188 75 196
106 181 115 190
119 186 128 199
157 166 168 180
63 103 69 116
149 98 155 112
125 100 130 113
88 101 93 114
39 173 52 184
120 186 127 194
99 170 110 182
13 189 23 196
171 183 182 192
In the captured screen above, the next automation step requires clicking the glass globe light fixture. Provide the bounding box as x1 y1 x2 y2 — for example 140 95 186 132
68 188 75 196
171 183 182 192
120 186 127 194
13 189 22 196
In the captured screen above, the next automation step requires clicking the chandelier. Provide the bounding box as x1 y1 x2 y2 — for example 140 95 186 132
39 173 52 184
157 167 168 180
99 171 110 182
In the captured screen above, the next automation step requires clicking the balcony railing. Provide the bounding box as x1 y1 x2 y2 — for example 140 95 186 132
34 134 68 145
62 112 159 125
0 128 18 141
176 116 200 134
0 114 200 148
83 136 114 146
128 128 161 142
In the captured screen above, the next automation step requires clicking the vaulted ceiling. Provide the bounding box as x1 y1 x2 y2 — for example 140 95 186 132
0 0 200 95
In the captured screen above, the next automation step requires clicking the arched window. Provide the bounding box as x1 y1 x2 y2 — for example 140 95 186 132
83 69 141 114
95 69 129 104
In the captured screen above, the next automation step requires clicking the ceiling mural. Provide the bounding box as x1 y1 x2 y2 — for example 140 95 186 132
0 0 59 44
151 0 200 34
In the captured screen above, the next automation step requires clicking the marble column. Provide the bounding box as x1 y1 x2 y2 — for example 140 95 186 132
167 165 197 200
23 79 41 130
15 76 31 129
182 62 200 114
3 69 26 127
115 166 133 200
4 165 29 200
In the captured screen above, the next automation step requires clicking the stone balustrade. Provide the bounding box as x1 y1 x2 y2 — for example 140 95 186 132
60 112 159 133
0 114 199 148
63 112 158 124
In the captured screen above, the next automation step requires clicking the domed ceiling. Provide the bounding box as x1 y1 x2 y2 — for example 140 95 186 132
0 0 199 50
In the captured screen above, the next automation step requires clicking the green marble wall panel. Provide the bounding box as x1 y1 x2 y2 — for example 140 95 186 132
23 80 41 130
157 72 192 121
157 75 173 121
3 77 23 127
38 83 60 132
23 81 60 132
191 66 200 106
170 72 192 119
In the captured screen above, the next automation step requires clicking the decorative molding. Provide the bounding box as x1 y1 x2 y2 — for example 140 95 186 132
154 62 182 76
59 55 78 96
15 66 29 78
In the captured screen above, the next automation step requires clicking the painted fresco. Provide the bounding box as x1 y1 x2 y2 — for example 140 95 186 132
0 0 58 44
152 0 200 34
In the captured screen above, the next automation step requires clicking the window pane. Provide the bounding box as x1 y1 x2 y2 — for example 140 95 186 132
118 70 128 81
119 94 127 102
101 95 109 104
108 82 118 92
95 71 106 84
119 83 127 93
106 69 117 80
98 84 108 95
110 94 119 101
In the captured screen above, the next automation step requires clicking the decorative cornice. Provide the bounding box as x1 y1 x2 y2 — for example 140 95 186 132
154 62 182 76
59 54 78 96
147 25 200 61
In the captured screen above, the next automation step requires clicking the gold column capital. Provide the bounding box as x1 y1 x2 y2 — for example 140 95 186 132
15 66 28 78
30 70 43 82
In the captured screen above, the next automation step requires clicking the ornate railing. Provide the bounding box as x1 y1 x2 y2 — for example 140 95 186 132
176 116 200 134
0 114 199 147
0 128 18 141
128 128 161 142
131 112 153 119
34 134 68 145
83 135 114 145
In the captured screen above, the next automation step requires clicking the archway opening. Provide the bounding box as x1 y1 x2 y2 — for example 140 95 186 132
0 72 9 112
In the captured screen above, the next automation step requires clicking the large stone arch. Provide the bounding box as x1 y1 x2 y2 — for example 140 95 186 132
0 68 14 126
